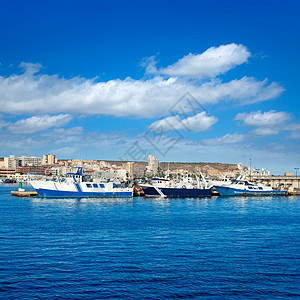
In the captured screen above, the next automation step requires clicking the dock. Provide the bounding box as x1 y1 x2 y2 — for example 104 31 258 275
288 191 300 196
11 182 38 197
11 190 38 197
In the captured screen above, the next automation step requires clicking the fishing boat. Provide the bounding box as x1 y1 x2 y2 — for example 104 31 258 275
140 174 211 198
214 180 287 196
30 168 133 198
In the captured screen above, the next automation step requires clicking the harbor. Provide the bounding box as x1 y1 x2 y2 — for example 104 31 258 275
1 1 299 299
2 153 299 199
3 154 299 199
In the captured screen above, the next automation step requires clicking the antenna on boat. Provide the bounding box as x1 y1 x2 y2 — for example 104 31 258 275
198 169 208 189
166 162 170 179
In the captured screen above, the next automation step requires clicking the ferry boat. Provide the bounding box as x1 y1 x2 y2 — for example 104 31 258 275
214 180 287 196
30 168 133 198
140 176 211 198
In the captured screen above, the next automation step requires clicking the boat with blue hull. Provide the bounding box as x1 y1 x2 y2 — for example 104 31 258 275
30 168 133 198
214 180 287 196
141 185 211 197
140 177 211 198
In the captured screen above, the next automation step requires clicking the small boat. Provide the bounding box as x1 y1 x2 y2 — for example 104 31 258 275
30 168 133 198
140 174 211 198
214 180 287 196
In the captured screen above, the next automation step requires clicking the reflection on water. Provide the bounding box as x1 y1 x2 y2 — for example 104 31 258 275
30 196 137 208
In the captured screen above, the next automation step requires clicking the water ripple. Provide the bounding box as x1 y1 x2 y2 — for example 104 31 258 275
0 186 299 299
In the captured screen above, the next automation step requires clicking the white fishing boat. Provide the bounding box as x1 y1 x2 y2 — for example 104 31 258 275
140 173 211 198
30 168 133 198
214 180 287 196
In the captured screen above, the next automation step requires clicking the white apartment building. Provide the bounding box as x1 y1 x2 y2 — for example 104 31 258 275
146 154 158 174
4 155 42 170
42 154 56 165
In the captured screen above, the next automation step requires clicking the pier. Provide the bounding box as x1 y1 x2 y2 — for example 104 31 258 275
252 175 300 189
11 190 38 197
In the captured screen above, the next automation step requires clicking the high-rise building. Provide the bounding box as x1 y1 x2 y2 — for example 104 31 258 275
4 155 17 170
4 155 43 171
42 154 56 165
18 156 42 167
146 154 158 175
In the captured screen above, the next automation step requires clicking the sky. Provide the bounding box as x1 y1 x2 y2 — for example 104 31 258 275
0 0 299 174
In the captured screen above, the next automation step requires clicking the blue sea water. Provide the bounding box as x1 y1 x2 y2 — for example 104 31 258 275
0 184 299 299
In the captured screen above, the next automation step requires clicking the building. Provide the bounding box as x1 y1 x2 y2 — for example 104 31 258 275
0 158 5 168
284 172 294 177
123 162 134 177
18 156 42 167
146 154 158 175
131 162 146 178
3 155 43 172
42 153 56 165
4 155 17 170
17 166 48 175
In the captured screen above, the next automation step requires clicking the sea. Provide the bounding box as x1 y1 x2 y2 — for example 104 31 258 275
0 183 299 299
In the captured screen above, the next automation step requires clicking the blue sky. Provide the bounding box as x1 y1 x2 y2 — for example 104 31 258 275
0 0 299 174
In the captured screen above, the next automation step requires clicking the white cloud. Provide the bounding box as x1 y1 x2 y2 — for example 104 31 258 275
145 43 251 78
253 127 279 136
19 62 43 75
235 110 290 127
50 146 78 157
52 126 83 135
0 70 283 118
140 56 158 74
284 123 300 140
8 114 72 134
0 45 284 118
203 133 245 145
285 123 300 131
149 112 217 132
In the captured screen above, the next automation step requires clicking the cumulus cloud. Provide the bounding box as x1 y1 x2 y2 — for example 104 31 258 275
0 71 283 118
203 133 245 145
235 110 290 127
0 45 285 118
149 112 217 132
8 114 72 134
145 43 251 78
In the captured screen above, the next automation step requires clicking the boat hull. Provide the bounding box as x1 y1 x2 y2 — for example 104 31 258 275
30 180 133 198
34 188 133 198
141 185 211 198
215 186 287 196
